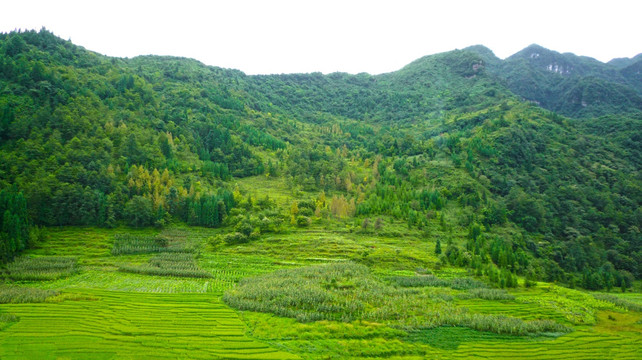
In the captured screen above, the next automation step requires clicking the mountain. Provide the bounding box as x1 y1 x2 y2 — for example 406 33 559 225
0 29 640 290
494 44 642 117
608 53 642 69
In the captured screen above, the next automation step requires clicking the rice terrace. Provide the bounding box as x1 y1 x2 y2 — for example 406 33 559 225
1 211 640 359
1 10 642 360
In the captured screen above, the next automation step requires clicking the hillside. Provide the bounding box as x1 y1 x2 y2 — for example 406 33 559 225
0 29 641 359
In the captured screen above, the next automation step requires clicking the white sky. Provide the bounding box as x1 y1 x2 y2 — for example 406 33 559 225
2 0 641 75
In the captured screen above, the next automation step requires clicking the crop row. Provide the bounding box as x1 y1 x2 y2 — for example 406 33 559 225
118 253 213 278
6 256 78 281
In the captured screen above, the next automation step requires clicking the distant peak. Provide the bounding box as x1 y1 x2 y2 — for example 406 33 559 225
463 45 499 60
507 44 560 62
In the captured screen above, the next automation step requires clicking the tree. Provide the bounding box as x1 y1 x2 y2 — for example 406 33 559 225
435 238 442 255
124 196 154 227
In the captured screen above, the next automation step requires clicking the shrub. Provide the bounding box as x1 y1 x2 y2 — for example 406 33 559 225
223 232 248 245
235 221 254 237
296 215 311 227
298 207 314 217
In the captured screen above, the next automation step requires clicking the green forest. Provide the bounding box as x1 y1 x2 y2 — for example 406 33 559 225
0 29 640 359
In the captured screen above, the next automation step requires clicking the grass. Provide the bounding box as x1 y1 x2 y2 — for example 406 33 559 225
5 256 78 281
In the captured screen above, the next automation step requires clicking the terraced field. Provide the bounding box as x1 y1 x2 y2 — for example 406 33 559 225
0 225 640 359
0 290 297 359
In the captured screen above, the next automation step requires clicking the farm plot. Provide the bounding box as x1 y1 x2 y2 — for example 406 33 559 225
0 289 298 359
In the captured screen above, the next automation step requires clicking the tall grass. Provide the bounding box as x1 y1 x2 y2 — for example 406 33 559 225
0 285 58 303
389 275 488 290
0 312 19 331
111 234 196 255
224 262 570 335
593 294 642 312
224 262 374 322
458 288 515 301
111 234 168 255
429 312 570 335
6 256 78 281
118 253 212 278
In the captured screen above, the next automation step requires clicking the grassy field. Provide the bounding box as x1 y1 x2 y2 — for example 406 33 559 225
0 196 641 359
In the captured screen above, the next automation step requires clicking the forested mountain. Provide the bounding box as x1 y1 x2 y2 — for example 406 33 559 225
471 44 642 118
1 29 640 291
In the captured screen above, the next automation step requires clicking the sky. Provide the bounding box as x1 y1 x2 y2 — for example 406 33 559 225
2 0 641 75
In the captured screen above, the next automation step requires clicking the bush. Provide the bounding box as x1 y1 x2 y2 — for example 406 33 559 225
208 236 224 250
223 232 248 245
298 208 314 217
235 221 254 237
296 215 311 227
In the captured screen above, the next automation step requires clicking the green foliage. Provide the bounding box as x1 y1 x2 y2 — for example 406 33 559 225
296 215 311 227
496 44 642 118
0 187 30 261
0 29 641 291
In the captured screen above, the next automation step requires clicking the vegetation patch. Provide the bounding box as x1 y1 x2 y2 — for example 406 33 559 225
405 326 529 350
6 256 78 281
0 285 58 303
458 288 515 301
389 274 488 290
111 233 195 255
225 262 571 335
118 252 212 278
0 312 19 331
593 293 642 312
